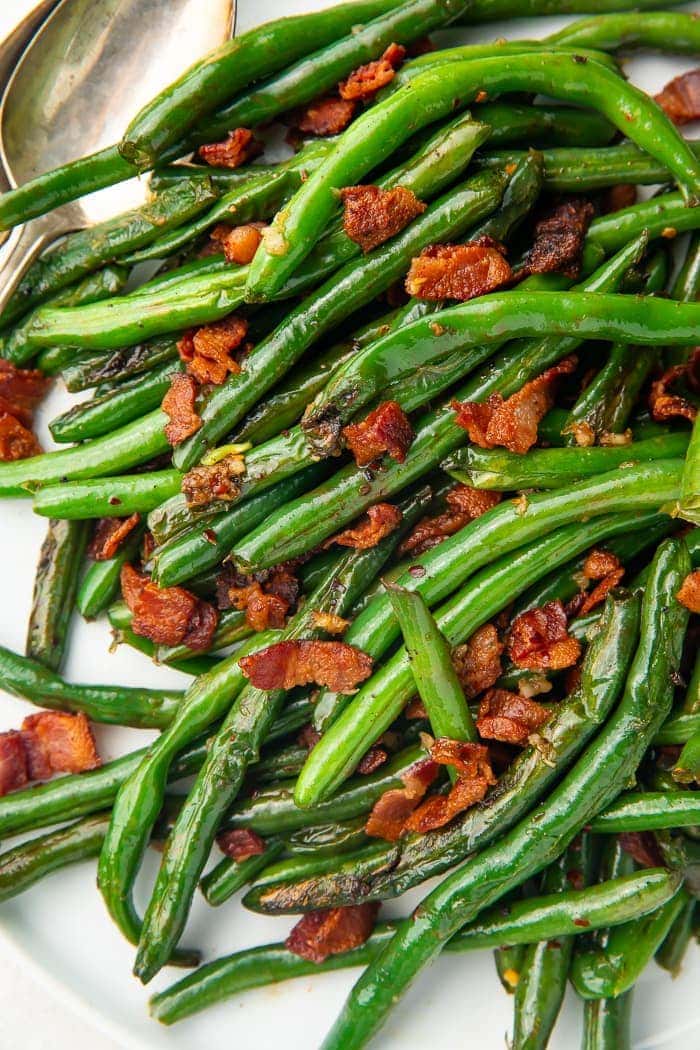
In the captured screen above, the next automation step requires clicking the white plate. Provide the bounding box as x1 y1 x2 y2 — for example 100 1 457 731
1 2 700 1047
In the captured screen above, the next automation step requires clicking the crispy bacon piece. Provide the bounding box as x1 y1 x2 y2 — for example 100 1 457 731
452 356 578 454
296 96 356 136
197 127 260 168
649 349 700 424
311 610 350 635
579 569 625 615
178 316 248 386
342 401 413 468
677 570 700 614
0 413 42 460
162 373 201 446
216 828 266 862
325 503 402 551
239 640 373 692
0 732 29 796
405 697 428 720
520 199 594 279
182 455 246 508
452 623 504 699
576 548 626 615
340 185 426 253
210 222 265 265
508 600 581 671
88 513 140 561
404 739 496 834
583 549 621 580
21 712 100 777
601 184 637 215
399 484 502 556
405 239 512 301
655 69 700 125
619 831 664 868
286 903 380 963
339 43 406 101
0 360 50 423
365 759 439 841
475 689 549 745
120 564 218 651
224 565 299 630
356 745 388 775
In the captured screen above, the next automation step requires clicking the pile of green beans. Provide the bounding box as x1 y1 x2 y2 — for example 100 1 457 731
0 5 699 1048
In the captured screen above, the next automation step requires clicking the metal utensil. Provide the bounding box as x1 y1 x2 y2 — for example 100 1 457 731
0 0 234 314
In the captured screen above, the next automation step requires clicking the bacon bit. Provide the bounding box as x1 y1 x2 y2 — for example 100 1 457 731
298 723 322 751
655 69 700 125
584 549 622 581
404 739 496 834
216 828 266 862
324 503 403 551
87 513 140 561
600 184 637 215
340 185 426 253
239 639 373 692
286 903 380 963
619 831 664 868
197 127 261 168
567 420 596 448
182 455 245 508
178 315 248 386
163 373 201 446
521 199 595 279
405 239 512 301
210 222 265 265
405 697 427 720
295 96 356 136
452 356 578 455
356 745 388 775
508 600 581 672
0 360 49 421
342 401 414 467
339 43 406 101
599 429 633 447
677 571 700 613
579 568 625 615
475 689 549 745
120 564 218 650
219 564 300 631
365 759 439 840
399 484 502 556
0 413 42 460
311 610 350 635
649 349 700 424
452 624 504 699
21 712 100 777
0 732 29 796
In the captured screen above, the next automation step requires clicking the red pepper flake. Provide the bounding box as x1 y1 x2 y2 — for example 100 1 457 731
343 401 414 468
294 96 356 136
178 315 249 386
677 570 700 613
197 127 261 168
216 828 266 862
87 513 140 561
520 199 594 279
365 758 439 841
404 739 496 834
405 239 512 301
120 564 218 650
655 69 700 125
399 484 501 557
452 356 578 455
239 639 373 692
452 623 504 700
573 918 591 928
286 902 380 963
508 600 581 671
649 349 700 425
340 185 426 253
339 43 406 101
182 455 246 508
475 689 549 745
324 503 403 551
162 373 201 446
210 222 265 265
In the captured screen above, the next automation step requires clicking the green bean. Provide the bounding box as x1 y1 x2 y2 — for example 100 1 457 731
77 525 144 619
656 897 696 977
547 11 700 54
107 601 250 663
56 335 181 392
26 519 89 673
32 470 182 520
563 342 656 444
97 629 277 950
150 868 678 1025
479 102 615 150
247 53 700 300
133 533 406 983
443 434 689 492
0 812 110 902
465 0 688 18
583 995 633 1050
199 839 286 908
284 816 369 857
673 732 700 786
1 180 217 327
386 584 476 746
121 0 404 166
494 942 526 995
678 416 700 525
588 191 700 256
0 266 127 367
149 163 279 192
319 539 690 1049
0 409 169 498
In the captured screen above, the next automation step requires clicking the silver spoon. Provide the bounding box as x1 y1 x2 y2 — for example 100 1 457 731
0 0 234 315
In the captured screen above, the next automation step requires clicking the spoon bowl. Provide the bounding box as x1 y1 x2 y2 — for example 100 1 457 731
0 0 234 311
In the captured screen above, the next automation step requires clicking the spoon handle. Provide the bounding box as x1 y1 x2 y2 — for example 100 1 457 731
0 211 64 316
